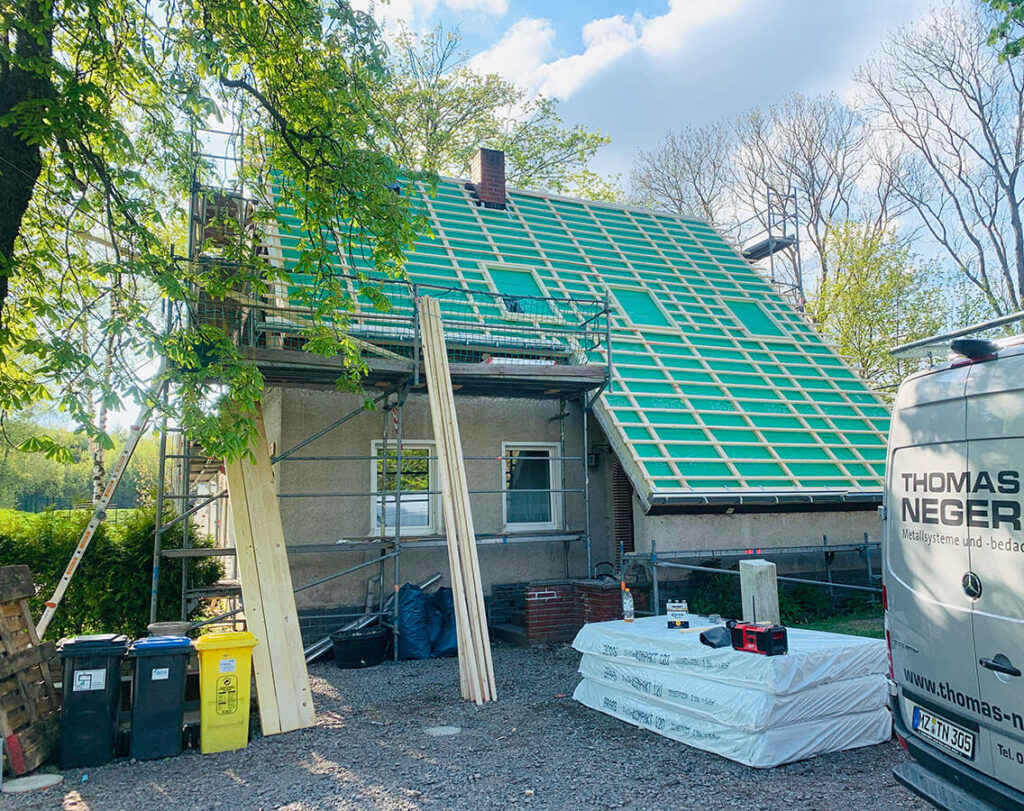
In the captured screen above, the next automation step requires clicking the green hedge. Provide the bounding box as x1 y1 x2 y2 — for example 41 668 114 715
0 507 223 640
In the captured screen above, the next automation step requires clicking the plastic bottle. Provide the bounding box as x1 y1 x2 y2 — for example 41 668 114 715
622 585 635 623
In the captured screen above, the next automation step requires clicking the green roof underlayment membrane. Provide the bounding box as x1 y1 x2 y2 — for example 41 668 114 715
268 178 889 507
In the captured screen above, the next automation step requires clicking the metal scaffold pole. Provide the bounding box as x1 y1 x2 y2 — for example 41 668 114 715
582 398 593 578
392 393 404 661
149 301 173 625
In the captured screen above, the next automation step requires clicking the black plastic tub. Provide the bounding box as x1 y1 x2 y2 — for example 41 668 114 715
331 627 388 669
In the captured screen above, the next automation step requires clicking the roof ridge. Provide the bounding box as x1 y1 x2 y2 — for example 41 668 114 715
428 173 714 229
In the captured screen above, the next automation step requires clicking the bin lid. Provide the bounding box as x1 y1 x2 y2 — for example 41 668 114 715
194 630 258 651
128 635 193 656
58 633 129 656
331 627 386 642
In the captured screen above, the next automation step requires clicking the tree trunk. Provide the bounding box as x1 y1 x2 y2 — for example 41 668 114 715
0 0 55 323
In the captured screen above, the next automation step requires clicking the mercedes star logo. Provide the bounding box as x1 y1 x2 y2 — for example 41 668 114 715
962 571 983 600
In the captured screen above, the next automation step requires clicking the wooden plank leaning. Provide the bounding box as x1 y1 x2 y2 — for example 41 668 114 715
420 298 484 702
436 324 496 700
418 296 496 702
225 405 316 734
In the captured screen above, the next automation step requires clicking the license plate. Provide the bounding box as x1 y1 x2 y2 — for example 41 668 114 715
912 705 975 760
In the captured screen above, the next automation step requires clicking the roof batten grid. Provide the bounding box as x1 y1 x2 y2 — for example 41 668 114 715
588 203 736 489
645 212 793 487
630 209 783 489
536 198 612 314
454 182 510 347
767 348 882 482
504 193 584 323
414 182 487 330
641 210 870 490
574 204 684 467
532 195 662 491
261 177 887 497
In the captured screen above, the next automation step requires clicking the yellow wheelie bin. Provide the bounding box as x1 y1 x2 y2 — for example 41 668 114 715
194 631 258 754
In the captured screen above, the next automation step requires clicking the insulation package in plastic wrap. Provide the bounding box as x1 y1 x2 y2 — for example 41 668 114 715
572 615 891 768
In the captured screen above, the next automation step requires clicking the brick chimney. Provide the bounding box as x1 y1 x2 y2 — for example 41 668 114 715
469 148 507 209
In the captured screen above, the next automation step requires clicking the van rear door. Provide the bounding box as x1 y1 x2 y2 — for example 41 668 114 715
886 365 993 776
965 353 1024 788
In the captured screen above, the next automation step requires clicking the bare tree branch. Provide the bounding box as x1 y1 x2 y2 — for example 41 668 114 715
857 0 1024 313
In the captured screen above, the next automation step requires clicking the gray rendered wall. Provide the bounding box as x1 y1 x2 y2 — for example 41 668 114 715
263 386 611 609
633 507 880 561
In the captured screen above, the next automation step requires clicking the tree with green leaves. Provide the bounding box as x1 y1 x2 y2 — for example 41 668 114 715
1 0 426 463
379 25 617 198
986 0 1024 58
806 223 947 396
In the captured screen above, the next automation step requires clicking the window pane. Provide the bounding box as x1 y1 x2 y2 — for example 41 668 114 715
506 449 552 524
377 447 431 529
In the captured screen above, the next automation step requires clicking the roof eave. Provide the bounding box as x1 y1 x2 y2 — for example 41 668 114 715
646 488 884 508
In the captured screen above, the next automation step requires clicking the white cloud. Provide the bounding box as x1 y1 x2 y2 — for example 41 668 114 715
352 0 507 33
539 16 637 100
637 0 750 58
469 17 557 88
471 0 752 102
446 0 508 14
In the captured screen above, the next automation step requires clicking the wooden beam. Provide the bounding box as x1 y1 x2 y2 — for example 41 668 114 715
225 406 316 734
421 300 481 702
419 296 496 703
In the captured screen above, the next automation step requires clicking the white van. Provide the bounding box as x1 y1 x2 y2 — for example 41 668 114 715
886 328 1024 810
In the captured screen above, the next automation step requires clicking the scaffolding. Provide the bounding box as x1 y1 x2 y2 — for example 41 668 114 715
150 181 612 644
722 187 804 308
621 534 883 618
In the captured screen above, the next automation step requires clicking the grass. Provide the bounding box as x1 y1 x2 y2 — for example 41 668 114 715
792 605 884 638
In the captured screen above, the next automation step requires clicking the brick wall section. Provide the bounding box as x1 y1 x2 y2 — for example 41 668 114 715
298 606 364 646
489 582 528 626
524 583 576 643
577 583 623 624
523 580 623 644
470 148 506 208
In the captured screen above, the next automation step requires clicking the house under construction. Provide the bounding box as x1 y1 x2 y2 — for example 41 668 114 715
156 148 889 649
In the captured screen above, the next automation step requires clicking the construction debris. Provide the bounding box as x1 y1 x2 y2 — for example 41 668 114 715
418 296 497 704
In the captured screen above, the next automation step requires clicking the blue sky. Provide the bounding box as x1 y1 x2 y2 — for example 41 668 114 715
362 0 935 180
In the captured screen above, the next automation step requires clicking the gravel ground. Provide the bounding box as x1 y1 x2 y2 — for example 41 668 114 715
6 642 927 810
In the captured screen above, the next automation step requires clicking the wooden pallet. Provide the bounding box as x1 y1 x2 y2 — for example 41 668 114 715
0 566 59 775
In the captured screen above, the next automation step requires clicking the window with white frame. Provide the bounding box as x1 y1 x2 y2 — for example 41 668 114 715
502 443 561 530
371 441 437 535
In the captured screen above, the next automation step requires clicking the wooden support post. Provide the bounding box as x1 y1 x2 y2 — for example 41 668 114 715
739 559 780 626
225 405 316 734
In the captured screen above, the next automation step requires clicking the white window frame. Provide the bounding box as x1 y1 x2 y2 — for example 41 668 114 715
501 441 562 532
370 440 438 536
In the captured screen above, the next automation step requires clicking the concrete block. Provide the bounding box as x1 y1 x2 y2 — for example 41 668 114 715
740 559 780 625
